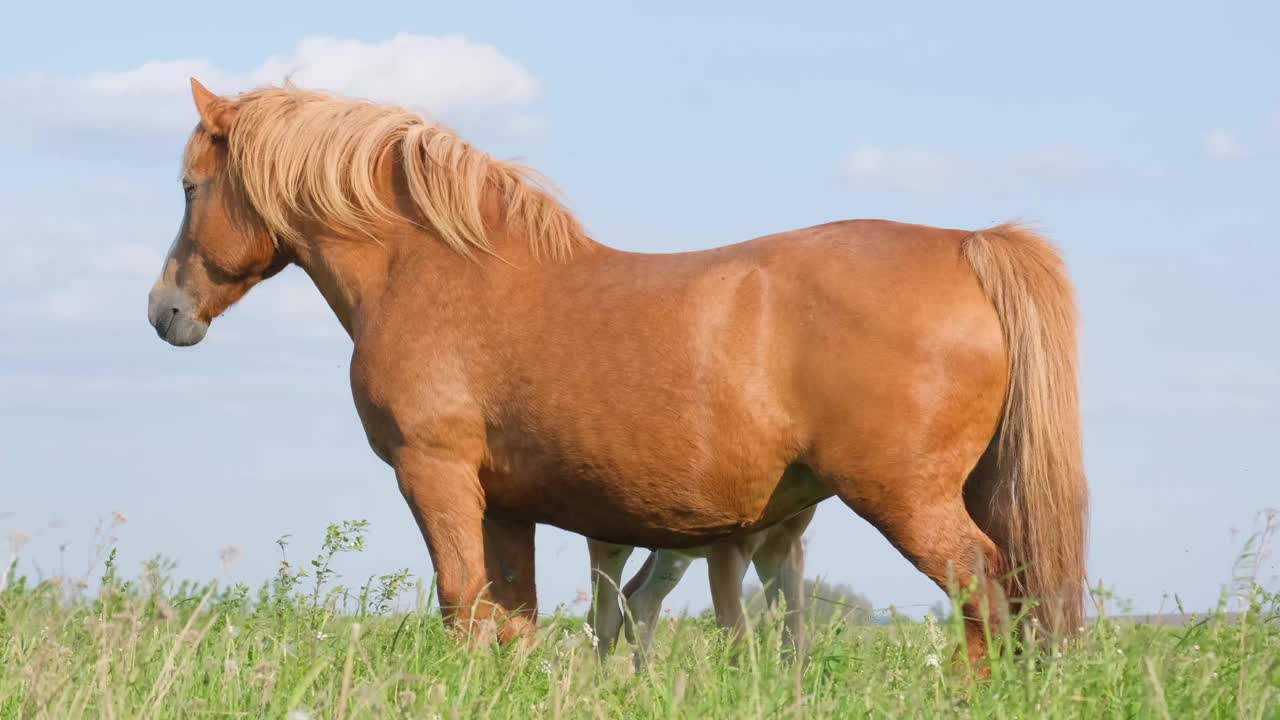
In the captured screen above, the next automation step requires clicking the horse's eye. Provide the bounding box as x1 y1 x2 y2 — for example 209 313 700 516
182 182 197 201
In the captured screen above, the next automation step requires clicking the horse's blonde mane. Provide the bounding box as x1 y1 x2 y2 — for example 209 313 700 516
192 84 589 261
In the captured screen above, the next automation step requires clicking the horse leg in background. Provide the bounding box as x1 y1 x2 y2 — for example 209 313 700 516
586 540 635 660
482 515 538 643
706 542 752 652
751 506 816 659
620 550 693 670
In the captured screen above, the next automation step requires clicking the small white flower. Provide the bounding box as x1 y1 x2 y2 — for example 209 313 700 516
583 622 598 649
539 659 553 675
315 632 329 641
925 654 941 669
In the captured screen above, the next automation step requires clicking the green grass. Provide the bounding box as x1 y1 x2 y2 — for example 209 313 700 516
1 518 1277 719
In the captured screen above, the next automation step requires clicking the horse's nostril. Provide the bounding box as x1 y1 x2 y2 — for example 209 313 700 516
169 307 180 316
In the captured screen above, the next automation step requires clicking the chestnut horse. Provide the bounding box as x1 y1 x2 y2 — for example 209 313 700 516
588 504 815 668
147 79 1087 665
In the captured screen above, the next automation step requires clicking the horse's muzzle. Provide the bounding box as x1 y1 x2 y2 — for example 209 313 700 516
148 285 208 347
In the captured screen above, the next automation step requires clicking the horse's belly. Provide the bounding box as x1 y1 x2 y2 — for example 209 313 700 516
479 450 829 549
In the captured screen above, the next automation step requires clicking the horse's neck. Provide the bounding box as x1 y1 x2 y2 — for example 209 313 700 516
289 232 398 339
289 221 601 340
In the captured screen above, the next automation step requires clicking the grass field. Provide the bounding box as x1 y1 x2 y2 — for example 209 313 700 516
2 517 1277 719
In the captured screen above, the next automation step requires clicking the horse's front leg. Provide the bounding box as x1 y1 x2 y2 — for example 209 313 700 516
395 450 524 644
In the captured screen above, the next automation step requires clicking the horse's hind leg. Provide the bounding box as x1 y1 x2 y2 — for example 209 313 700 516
707 542 752 649
823 464 1005 668
586 539 635 660
874 496 1001 665
751 506 816 658
622 550 692 670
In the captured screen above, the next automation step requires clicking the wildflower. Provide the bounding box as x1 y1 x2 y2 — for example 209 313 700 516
539 659 553 675
7 530 31 553
250 662 276 686
219 545 242 569
111 511 128 525
924 614 946 652
155 600 174 621
925 654 941 669
583 622 599 649
315 631 329 641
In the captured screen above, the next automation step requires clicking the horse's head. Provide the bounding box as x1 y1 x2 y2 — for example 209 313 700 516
147 78 287 347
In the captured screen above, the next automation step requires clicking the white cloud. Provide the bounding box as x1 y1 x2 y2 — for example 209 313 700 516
1203 129 1246 161
843 144 960 194
252 35 540 120
2 33 543 139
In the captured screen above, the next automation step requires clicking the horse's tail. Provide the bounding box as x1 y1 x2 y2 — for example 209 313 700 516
961 223 1088 640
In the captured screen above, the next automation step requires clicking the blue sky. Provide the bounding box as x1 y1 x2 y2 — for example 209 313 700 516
1 1 1277 617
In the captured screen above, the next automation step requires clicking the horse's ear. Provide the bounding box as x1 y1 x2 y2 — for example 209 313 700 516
190 77 238 138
